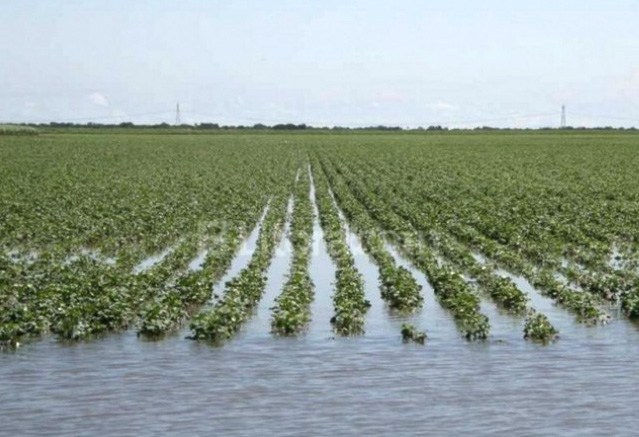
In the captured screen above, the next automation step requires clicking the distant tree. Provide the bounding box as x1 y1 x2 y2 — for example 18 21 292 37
273 123 307 130
198 123 220 129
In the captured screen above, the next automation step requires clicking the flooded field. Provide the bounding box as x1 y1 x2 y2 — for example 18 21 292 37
3 241 639 436
4 205 639 435
3 131 639 435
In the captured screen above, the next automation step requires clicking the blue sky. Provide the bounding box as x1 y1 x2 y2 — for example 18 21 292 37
1 0 638 127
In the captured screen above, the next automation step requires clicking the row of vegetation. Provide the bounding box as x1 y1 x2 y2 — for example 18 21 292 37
328 157 529 314
0 207 270 348
314 161 423 314
311 161 370 335
335 149 609 327
327 159 565 342
1 135 300 349
312 132 639 335
189 194 290 343
318 155 491 340
137 223 248 337
270 172 315 335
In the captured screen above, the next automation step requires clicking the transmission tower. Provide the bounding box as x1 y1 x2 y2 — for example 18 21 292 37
175 102 181 126
561 105 566 128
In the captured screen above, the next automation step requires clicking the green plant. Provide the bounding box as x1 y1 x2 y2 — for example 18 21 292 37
401 323 427 344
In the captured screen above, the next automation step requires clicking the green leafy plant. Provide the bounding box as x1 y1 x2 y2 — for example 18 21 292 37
401 323 427 344
524 310 559 343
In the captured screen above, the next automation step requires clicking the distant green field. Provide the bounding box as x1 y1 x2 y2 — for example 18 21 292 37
2 130 639 348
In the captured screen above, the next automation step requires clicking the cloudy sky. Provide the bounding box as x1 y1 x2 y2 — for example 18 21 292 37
1 0 638 127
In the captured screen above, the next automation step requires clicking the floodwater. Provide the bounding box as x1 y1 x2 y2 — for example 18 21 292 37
3 232 639 435
132 244 178 274
187 248 208 272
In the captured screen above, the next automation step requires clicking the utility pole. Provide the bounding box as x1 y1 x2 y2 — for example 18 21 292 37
561 105 566 128
175 102 181 126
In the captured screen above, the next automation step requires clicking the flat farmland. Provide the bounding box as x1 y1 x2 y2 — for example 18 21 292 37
2 130 639 435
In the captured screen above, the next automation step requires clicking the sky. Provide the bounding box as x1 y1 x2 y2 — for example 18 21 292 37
1 0 639 128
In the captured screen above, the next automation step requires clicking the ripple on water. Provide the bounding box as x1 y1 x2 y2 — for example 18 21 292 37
3 328 639 436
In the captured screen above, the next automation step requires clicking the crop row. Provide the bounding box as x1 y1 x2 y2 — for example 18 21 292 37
342 143 636 322
4 132 637 348
0 186 272 347
314 160 423 314
324 155 490 339
0 135 293 261
137 223 248 337
327 157 530 316
560 259 639 320
189 193 290 342
2 223 211 345
318 157 490 340
271 170 315 335
310 160 370 335
1 135 302 349
442 220 609 324
333 152 606 326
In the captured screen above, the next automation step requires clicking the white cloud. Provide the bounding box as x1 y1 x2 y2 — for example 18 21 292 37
88 92 109 107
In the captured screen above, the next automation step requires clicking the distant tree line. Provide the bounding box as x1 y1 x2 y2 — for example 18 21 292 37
26 122 425 131
10 122 639 132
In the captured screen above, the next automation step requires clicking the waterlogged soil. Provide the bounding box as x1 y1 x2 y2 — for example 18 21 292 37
3 238 639 435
